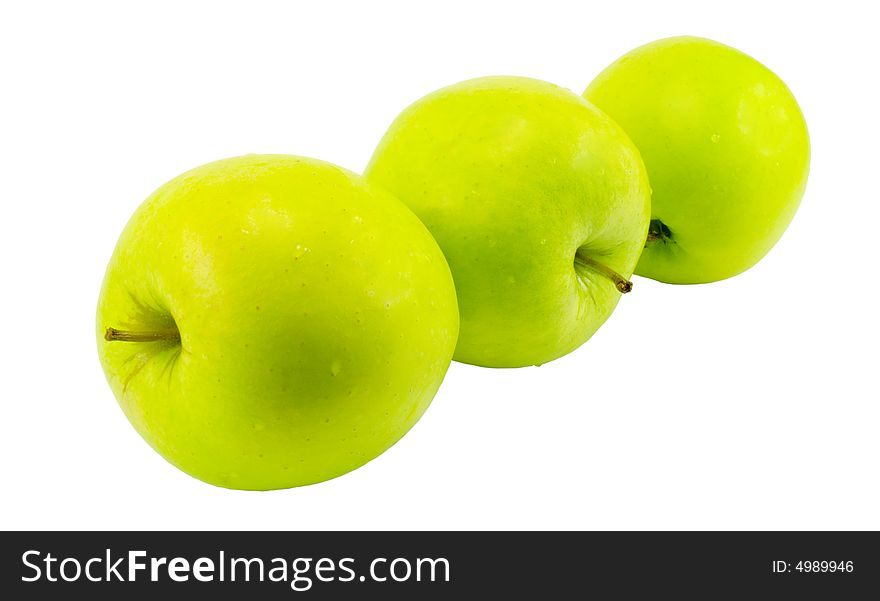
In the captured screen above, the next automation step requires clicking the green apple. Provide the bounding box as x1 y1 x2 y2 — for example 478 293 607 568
96 155 458 490
365 76 650 368
585 36 810 284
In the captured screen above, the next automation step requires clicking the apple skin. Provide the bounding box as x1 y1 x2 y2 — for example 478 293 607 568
96 155 459 490
365 76 650 368
585 36 810 284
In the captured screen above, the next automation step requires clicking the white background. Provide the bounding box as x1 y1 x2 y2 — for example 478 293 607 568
2 1 878 530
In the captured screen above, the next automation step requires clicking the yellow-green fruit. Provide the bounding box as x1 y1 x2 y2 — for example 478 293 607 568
96 155 459 490
366 76 650 368
585 36 810 283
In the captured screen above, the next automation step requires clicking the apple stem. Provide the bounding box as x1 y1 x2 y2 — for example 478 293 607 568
104 327 180 342
574 252 633 294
